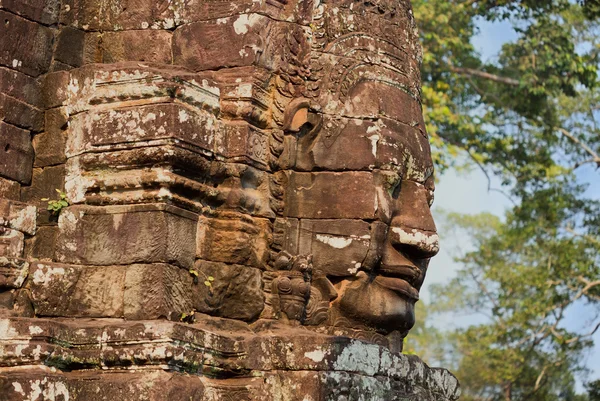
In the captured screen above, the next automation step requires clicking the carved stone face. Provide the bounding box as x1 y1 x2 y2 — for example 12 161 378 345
272 1 439 336
280 82 438 334
25 0 433 345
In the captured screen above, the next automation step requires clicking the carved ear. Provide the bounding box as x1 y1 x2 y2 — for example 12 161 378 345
283 98 321 133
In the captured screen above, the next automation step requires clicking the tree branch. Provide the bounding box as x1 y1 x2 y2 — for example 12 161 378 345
450 66 520 86
558 127 600 168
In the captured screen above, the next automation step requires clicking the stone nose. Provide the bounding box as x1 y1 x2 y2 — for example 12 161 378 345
389 181 439 259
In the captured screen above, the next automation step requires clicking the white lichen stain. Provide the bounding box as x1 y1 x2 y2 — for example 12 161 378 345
348 262 361 275
315 234 352 249
12 382 25 396
233 14 261 35
304 349 327 362
65 158 95 204
113 214 124 231
32 265 66 285
333 340 380 376
178 109 190 123
29 326 43 335
391 227 439 254
367 134 380 158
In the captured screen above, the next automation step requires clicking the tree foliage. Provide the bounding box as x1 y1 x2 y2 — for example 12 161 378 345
406 1 600 400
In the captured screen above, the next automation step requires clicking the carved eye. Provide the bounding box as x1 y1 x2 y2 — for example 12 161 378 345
424 175 435 207
283 98 322 135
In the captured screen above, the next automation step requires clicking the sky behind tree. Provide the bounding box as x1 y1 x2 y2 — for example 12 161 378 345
423 17 600 389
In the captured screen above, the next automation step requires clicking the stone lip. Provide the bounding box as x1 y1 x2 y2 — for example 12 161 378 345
0 316 460 400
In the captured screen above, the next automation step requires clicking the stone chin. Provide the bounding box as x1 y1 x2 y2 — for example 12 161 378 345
336 273 416 334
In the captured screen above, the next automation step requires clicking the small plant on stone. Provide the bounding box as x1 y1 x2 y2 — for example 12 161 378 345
41 189 69 215
180 310 196 324
188 268 215 289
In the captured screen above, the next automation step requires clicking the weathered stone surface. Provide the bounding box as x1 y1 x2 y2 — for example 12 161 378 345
54 26 85 67
283 171 381 220
0 66 43 107
59 0 311 31
193 260 264 321
32 131 67 168
56 204 197 268
0 94 43 132
276 218 373 277
196 215 271 268
0 0 61 25
124 263 194 320
85 30 173 64
0 257 29 290
29 261 193 319
0 199 37 235
32 108 69 167
0 178 20 200
0 11 54 77
172 15 269 71
23 225 57 261
0 318 461 400
20 165 65 205
0 228 24 258
30 261 126 317
0 122 33 184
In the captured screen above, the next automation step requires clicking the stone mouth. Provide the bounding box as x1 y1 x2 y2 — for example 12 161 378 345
374 275 420 301
375 264 422 300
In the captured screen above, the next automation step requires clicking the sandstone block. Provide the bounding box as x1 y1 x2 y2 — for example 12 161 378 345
0 199 37 235
0 178 20 200
0 0 61 25
0 122 33 184
0 66 43 107
55 204 197 268
24 225 57 261
293 116 431 178
193 260 264 321
276 218 371 277
20 165 65 205
0 94 43 132
30 261 126 317
66 103 220 157
59 0 309 31
60 0 171 31
0 257 29 290
84 30 173 64
54 26 85 67
172 15 270 71
0 11 54 77
32 131 67 167
0 228 24 257
123 263 194 320
283 171 379 220
29 261 194 319
196 215 271 268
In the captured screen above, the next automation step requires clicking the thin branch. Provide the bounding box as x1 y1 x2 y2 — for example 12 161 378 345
450 66 520 86
564 321 600 345
465 149 518 206
534 365 549 392
565 227 600 246
558 127 600 168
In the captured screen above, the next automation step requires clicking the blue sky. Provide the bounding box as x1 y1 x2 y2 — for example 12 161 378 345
421 18 600 387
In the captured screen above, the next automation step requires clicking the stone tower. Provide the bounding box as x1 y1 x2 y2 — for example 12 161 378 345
0 0 459 399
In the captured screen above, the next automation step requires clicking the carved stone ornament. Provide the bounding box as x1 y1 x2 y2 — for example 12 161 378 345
0 0 459 399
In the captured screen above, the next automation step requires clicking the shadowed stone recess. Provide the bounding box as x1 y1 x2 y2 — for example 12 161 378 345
0 0 460 399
